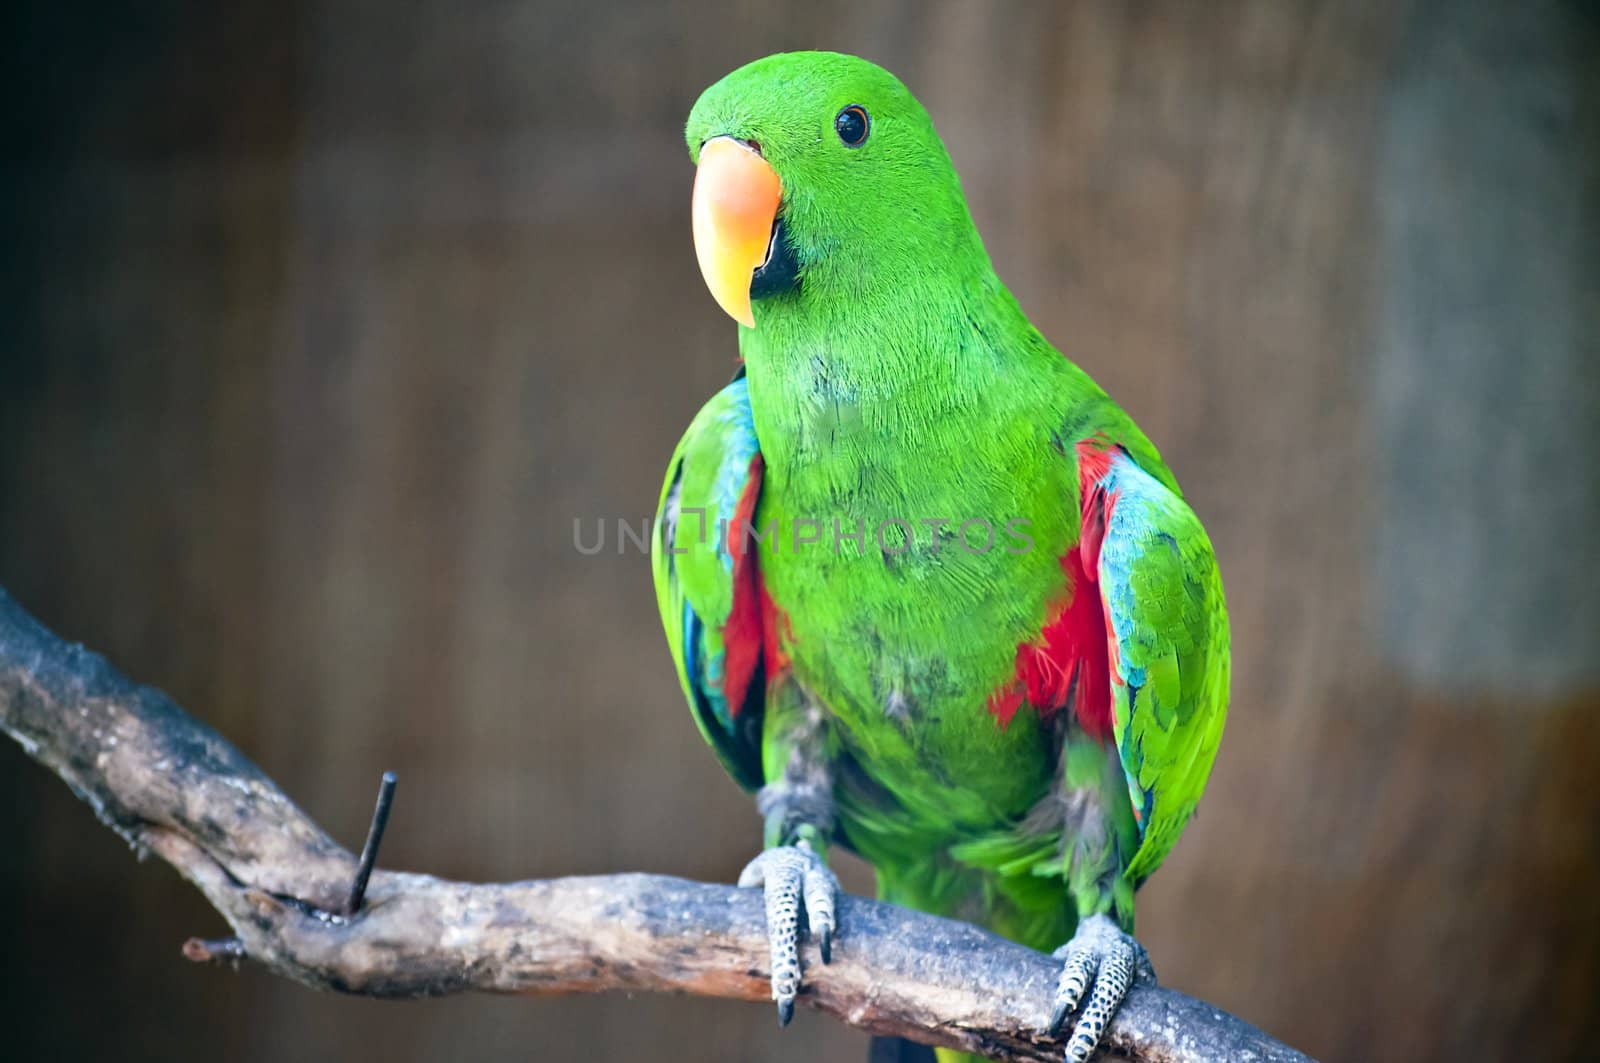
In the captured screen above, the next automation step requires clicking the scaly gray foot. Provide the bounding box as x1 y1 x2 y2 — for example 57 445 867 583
737 840 839 1026
1048 913 1153 1062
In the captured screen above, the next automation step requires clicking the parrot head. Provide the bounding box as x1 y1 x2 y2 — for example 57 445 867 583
685 51 985 328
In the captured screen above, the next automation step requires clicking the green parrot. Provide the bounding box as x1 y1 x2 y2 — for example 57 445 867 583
653 52 1228 1063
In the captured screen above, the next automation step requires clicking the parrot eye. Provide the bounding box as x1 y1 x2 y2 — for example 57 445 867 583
834 105 870 147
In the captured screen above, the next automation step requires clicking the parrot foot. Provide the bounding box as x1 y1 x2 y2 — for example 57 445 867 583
1047 914 1153 1062
736 840 838 1026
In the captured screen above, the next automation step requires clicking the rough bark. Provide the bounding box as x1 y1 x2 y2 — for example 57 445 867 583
0 587 1309 1062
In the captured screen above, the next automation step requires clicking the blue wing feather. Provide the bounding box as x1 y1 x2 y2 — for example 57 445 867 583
652 375 766 791
1093 451 1229 881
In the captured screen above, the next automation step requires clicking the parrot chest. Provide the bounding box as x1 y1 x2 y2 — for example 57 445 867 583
754 442 1080 832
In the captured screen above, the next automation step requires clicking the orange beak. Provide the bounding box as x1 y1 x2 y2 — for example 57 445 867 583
692 137 782 328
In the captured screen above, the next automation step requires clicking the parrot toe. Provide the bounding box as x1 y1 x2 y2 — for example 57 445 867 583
1047 914 1153 1062
736 840 839 1026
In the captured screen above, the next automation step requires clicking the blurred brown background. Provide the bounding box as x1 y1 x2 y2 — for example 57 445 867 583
2 1 1597 1061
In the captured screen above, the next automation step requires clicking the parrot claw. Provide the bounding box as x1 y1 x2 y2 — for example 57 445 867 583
1048 914 1153 1062
737 840 839 1026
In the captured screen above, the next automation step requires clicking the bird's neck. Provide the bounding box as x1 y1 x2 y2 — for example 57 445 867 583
739 273 1051 502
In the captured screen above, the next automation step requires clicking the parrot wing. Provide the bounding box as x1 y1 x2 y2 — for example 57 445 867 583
1088 446 1230 884
652 372 767 791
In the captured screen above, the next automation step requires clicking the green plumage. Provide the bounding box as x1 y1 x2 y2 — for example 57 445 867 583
654 51 1228 965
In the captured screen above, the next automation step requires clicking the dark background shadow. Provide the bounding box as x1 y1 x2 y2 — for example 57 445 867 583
2 2 1597 1061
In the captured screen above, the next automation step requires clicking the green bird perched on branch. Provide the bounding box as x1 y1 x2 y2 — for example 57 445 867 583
653 52 1229 1063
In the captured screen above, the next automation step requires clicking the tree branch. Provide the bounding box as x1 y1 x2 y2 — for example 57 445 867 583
0 586 1309 1062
